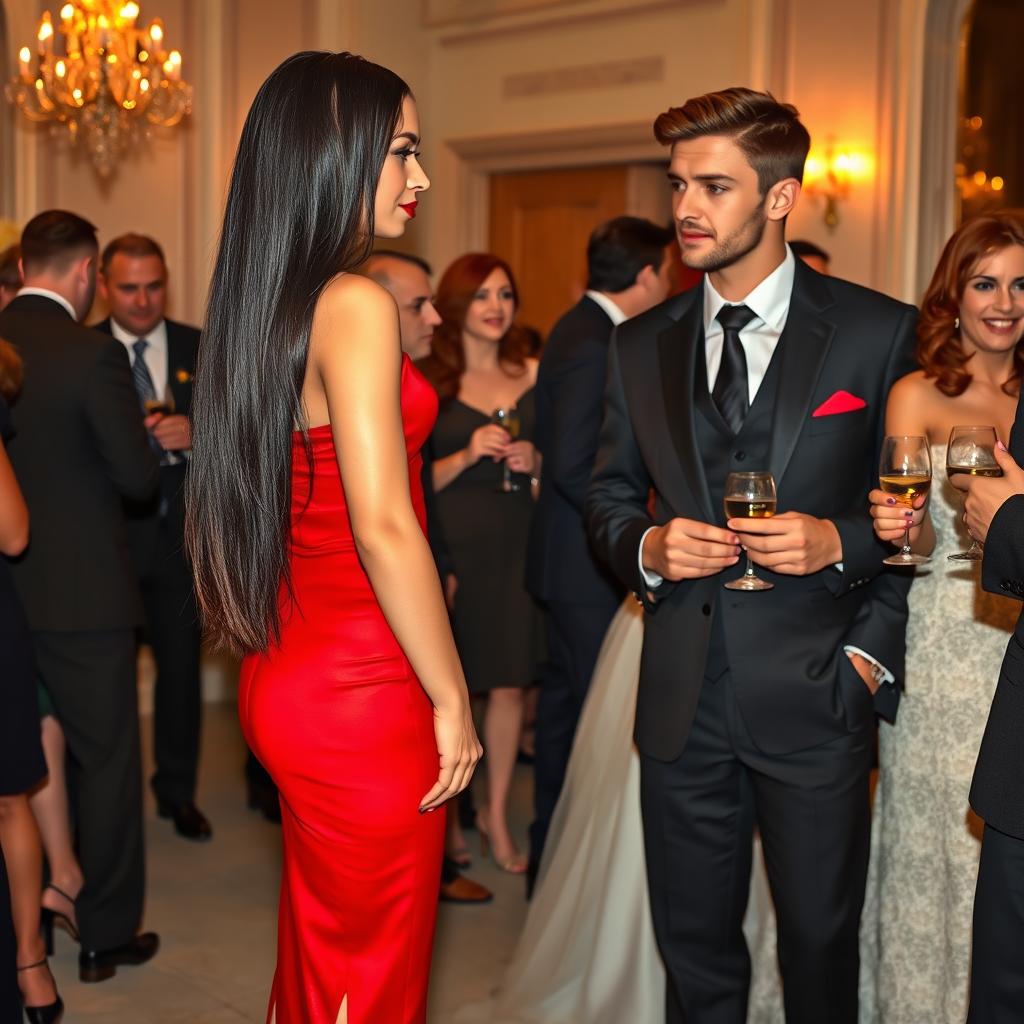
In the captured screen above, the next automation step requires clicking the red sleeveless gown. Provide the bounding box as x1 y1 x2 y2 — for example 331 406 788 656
239 355 445 1023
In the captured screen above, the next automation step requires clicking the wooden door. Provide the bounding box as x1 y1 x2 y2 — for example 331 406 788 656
489 165 632 338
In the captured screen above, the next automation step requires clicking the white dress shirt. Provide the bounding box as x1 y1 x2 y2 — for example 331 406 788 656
110 316 170 400
633 248 890 682
585 289 628 327
15 287 77 320
702 247 795 403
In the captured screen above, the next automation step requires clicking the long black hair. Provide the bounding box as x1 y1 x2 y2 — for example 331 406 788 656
186 51 411 654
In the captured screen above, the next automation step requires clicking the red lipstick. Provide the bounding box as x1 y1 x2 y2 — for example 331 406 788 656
399 201 418 219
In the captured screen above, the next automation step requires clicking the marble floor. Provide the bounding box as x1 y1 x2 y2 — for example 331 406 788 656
47 701 532 1023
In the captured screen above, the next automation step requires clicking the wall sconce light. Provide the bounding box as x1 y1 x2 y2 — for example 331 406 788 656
803 143 874 231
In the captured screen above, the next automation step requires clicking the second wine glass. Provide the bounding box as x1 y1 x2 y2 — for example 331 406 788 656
723 471 777 592
879 435 932 567
946 425 1001 561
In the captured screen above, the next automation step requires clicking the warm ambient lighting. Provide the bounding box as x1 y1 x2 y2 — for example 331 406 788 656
4 0 192 178
802 143 875 231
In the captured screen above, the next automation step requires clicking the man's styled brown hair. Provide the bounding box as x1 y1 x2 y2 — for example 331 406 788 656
100 233 166 275
917 210 1024 397
20 210 98 276
654 87 811 195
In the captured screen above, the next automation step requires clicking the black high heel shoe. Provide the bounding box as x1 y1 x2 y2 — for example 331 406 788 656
17 959 64 1024
41 883 80 955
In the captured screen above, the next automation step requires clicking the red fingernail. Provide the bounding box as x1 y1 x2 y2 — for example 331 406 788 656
886 497 896 505
997 440 1008 452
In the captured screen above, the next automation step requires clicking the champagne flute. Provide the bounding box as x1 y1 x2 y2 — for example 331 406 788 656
724 471 777 591
946 425 1000 561
879 435 932 566
491 406 522 493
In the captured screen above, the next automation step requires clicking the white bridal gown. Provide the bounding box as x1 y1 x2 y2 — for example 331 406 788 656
478 600 783 1024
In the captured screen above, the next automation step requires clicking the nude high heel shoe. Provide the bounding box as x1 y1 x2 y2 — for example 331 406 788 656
475 810 527 875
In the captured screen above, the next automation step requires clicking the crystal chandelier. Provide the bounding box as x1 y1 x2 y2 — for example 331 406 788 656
5 2 192 178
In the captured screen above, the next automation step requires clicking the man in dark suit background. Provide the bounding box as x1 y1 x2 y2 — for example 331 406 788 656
586 90 916 1023
0 210 160 980
525 215 675 890
94 233 210 842
959 416 1024 1021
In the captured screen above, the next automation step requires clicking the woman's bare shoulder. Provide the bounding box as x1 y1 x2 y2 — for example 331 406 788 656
311 274 399 357
317 272 396 322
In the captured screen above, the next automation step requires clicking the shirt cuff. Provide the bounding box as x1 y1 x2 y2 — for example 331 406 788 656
843 645 895 685
639 526 663 589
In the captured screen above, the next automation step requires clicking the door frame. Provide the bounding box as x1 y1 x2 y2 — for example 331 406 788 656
435 120 662 275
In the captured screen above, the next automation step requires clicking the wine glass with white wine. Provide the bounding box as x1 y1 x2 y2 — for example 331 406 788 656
723 470 777 591
946 425 1001 561
491 406 522 493
879 435 932 566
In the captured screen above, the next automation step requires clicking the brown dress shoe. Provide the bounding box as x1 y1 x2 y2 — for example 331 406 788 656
439 875 493 904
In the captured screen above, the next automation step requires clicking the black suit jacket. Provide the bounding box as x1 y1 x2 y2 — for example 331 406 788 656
586 260 918 761
526 295 623 606
0 294 160 631
971 398 1024 840
92 317 200 576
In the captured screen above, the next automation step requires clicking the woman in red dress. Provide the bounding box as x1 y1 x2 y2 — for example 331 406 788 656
186 52 481 1024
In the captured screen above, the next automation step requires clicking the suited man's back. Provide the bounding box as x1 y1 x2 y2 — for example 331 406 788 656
527 294 623 605
0 294 159 631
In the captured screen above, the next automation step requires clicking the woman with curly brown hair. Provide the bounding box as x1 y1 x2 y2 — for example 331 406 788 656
861 211 1024 1024
419 253 543 874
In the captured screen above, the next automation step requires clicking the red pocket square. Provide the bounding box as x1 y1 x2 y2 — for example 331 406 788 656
812 391 867 417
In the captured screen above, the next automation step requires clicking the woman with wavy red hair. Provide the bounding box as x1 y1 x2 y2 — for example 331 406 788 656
862 211 1024 1022
419 253 542 875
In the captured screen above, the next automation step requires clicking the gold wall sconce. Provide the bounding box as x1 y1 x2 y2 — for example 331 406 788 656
803 144 874 231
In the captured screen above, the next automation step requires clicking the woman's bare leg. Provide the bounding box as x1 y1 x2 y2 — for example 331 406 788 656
30 716 83 928
481 686 525 867
0 794 55 1005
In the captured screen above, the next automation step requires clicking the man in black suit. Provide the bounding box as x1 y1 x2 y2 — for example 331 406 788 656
0 210 160 981
94 233 210 841
586 89 917 1023
960 420 1024 1021
525 216 674 889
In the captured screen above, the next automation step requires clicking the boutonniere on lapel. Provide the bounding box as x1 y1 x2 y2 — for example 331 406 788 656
174 368 193 385
812 390 867 417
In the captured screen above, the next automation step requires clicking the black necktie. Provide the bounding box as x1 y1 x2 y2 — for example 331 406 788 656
712 304 757 434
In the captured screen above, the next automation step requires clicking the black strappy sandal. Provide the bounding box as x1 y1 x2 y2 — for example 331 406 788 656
41 883 80 954
17 958 64 1024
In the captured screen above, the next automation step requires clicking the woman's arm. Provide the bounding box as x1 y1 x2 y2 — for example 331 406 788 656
0 437 29 556
311 275 481 809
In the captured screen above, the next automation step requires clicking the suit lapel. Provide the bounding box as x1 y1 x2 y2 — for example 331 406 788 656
657 291 715 522
767 269 836 487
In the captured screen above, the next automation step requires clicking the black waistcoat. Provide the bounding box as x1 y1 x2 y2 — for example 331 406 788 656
694 331 785 679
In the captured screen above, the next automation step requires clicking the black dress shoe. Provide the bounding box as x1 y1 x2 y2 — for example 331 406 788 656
79 932 159 983
156 799 213 841
246 780 282 824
